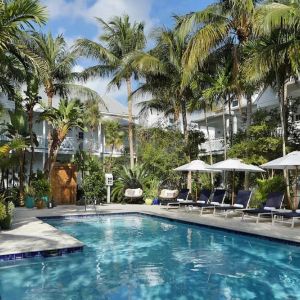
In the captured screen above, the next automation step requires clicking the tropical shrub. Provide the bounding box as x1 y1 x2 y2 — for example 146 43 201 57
112 164 150 202
82 172 106 204
253 176 286 208
0 202 6 221
31 178 50 199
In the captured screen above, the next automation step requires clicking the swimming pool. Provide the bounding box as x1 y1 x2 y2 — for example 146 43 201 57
0 214 300 299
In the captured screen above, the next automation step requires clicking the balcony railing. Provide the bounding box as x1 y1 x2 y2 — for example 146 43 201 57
83 139 100 153
200 138 225 154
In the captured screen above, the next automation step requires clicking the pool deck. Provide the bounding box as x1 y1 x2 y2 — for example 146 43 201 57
1 204 300 259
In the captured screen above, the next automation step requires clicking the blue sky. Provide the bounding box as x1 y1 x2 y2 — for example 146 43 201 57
41 0 214 105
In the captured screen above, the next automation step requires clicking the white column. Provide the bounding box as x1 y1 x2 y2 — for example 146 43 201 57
233 115 238 134
42 120 46 167
98 123 101 156
226 118 230 135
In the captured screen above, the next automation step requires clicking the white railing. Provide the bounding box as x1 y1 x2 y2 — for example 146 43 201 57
104 146 124 156
200 138 225 154
83 139 100 153
61 137 77 152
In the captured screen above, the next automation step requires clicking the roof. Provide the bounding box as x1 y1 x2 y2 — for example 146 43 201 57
100 96 130 117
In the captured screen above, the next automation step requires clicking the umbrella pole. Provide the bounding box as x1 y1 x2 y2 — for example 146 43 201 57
232 170 235 205
295 166 299 209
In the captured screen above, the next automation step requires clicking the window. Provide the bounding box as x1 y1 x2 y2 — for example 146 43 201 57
232 100 238 107
295 114 300 122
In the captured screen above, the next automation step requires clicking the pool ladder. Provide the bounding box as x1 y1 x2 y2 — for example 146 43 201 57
84 197 98 213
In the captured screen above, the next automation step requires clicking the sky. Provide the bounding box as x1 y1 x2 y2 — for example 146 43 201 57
40 0 214 106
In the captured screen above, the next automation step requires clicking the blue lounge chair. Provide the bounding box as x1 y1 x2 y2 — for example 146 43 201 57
187 189 226 215
165 188 190 208
272 201 300 228
171 189 212 211
242 192 284 223
214 190 252 217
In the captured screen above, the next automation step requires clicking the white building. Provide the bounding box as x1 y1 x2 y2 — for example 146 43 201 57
0 93 133 174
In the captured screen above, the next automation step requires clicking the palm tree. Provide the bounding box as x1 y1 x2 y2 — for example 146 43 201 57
83 98 102 153
23 75 41 182
40 99 86 179
26 32 103 172
103 119 125 172
75 15 146 168
0 0 47 63
133 28 194 144
0 109 38 205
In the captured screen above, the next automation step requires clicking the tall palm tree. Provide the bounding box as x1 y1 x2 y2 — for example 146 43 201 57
75 15 146 168
133 28 194 144
26 32 103 172
27 32 101 107
103 119 125 172
23 75 41 182
0 0 47 63
40 99 86 179
83 98 102 153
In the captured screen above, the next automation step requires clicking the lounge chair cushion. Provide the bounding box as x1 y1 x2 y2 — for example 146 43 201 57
296 209 300 213
160 189 178 199
234 204 244 208
125 188 143 198
211 201 221 206
197 200 206 204
264 206 276 211
220 204 230 207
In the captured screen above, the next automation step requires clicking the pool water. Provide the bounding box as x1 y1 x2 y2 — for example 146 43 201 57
1 215 300 300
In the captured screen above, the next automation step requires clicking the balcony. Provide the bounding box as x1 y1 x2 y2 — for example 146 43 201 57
199 138 225 155
36 136 78 153
82 139 101 153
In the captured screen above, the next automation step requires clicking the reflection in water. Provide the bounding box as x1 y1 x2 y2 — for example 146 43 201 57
0 215 300 300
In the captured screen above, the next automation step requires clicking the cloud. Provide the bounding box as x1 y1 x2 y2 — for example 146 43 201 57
43 0 156 33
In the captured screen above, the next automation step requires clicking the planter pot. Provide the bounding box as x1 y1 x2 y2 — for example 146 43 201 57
41 196 49 206
0 215 12 230
145 198 153 205
25 196 35 209
35 199 44 209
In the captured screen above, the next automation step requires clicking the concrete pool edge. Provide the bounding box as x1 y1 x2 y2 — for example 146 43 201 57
2 204 300 262
39 211 300 247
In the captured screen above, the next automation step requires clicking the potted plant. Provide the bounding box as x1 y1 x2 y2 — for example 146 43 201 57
25 185 36 208
0 194 15 230
31 178 50 209
144 179 159 205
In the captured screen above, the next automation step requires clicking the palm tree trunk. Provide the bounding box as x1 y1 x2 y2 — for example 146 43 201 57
28 108 34 183
180 98 191 190
19 151 26 206
228 98 233 146
126 78 134 169
180 99 189 144
204 105 214 186
46 90 54 173
222 100 227 160
276 74 290 206
244 94 252 190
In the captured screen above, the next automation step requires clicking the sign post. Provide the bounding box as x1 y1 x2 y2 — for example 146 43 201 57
105 174 113 204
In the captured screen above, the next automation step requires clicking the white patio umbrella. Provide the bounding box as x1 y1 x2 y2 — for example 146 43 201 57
174 160 215 172
261 151 300 208
208 158 265 204
174 160 219 199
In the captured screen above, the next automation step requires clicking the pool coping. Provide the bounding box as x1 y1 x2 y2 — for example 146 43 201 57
39 211 300 247
2 209 300 262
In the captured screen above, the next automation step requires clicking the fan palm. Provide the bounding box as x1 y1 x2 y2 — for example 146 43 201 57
75 15 146 168
40 99 86 179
